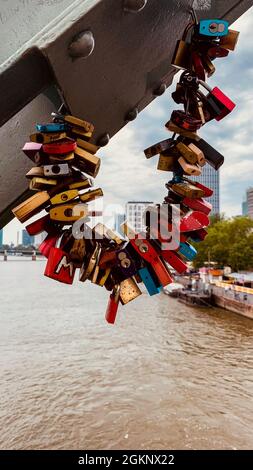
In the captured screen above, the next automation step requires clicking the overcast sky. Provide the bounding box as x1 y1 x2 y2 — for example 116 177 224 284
3 7 253 244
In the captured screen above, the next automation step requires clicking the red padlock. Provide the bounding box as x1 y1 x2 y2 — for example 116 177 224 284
43 138 77 155
105 285 121 324
161 250 188 275
44 236 76 284
39 233 60 258
130 238 173 287
199 80 236 121
26 214 52 236
182 197 212 215
180 211 210 232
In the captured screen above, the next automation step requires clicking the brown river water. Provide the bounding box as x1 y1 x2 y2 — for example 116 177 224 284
0 259 253 450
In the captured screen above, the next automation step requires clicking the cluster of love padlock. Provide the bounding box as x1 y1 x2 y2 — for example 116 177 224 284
11 16 240 325
141 17 239 304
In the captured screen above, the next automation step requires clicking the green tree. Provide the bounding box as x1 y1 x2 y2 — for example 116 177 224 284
192 216 253 271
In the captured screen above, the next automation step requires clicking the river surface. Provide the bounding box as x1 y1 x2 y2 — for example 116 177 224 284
0 259 253 450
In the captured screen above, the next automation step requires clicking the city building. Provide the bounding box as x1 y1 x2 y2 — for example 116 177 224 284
34 232 47 248
114 213 126 237
126 201 153 233
190 166 220 215
242 199 248 216
0 229 3 247
22 229 35 247
247 187 253 219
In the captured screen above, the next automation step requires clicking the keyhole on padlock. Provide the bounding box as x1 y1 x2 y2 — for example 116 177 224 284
140 243 148 253
121 259 131 268
64 208 73 217
52 165 61 174
209 23 218 33
61 194 68 201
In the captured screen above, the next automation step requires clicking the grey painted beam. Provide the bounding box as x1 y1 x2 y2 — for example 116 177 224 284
0 0 253 226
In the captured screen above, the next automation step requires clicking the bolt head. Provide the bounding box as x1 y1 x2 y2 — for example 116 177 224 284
68 30 95 59
124 0 147 13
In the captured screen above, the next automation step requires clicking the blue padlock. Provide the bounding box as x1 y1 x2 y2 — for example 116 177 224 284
178 242 197 261
198 19 229 37
139 267 162 296
36 123 68 133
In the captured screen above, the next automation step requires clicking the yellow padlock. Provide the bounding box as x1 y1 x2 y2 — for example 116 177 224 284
178 157 202 176
64 115 94 133
29 177 57 190
69 178 93 191
50 189 79 205
79 188 103 203
50 203 88 222
30 132 66 144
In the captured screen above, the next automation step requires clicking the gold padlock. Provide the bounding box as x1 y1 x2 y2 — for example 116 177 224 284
69 178 93 191
119 278 142 305
176 142 198 164
12 191 50 223
74 147 101 178
29 177 57 190
201 54 216 77
30 132 66 144
79 244 100 282
50 189 79 205
220 29 240 51
64 115 94 133
178 157 202 176
188 143 206 167
120 222 136 239
50 203 88 222
157 154 175 172
69 238 86 266
80 188 103 203
98 268 111 287
171 182 205 199
166 121 198 140
76 138 99 155
90 246 102 284
70 128 93 140
171 40 192 69
26 167 45 179
93 223 124 245
49 152 75 162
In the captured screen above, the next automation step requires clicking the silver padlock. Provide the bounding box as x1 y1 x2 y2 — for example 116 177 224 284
43 163 70 177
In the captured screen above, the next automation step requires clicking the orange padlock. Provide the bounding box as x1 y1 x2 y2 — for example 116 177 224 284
44 235 76 284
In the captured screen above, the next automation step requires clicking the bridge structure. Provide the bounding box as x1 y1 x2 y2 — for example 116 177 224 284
0 0 253 229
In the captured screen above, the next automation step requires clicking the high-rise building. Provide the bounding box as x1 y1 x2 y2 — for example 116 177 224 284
0 229 3 247
126 201 153 233
114 213 126 237
247 187 253 219
22 229 35 247
191 166 220 215
242 199 248 216
34 232 47 248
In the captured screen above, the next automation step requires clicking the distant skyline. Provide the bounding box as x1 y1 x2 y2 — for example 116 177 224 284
2 8 253 244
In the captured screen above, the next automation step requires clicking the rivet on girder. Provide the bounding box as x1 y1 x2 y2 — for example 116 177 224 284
153 84 167 96
124 0 147 13
68 31 95 59
97 134 110 147
125 108 138 121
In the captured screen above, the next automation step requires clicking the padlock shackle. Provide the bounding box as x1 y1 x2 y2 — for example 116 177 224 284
182 22 195 41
